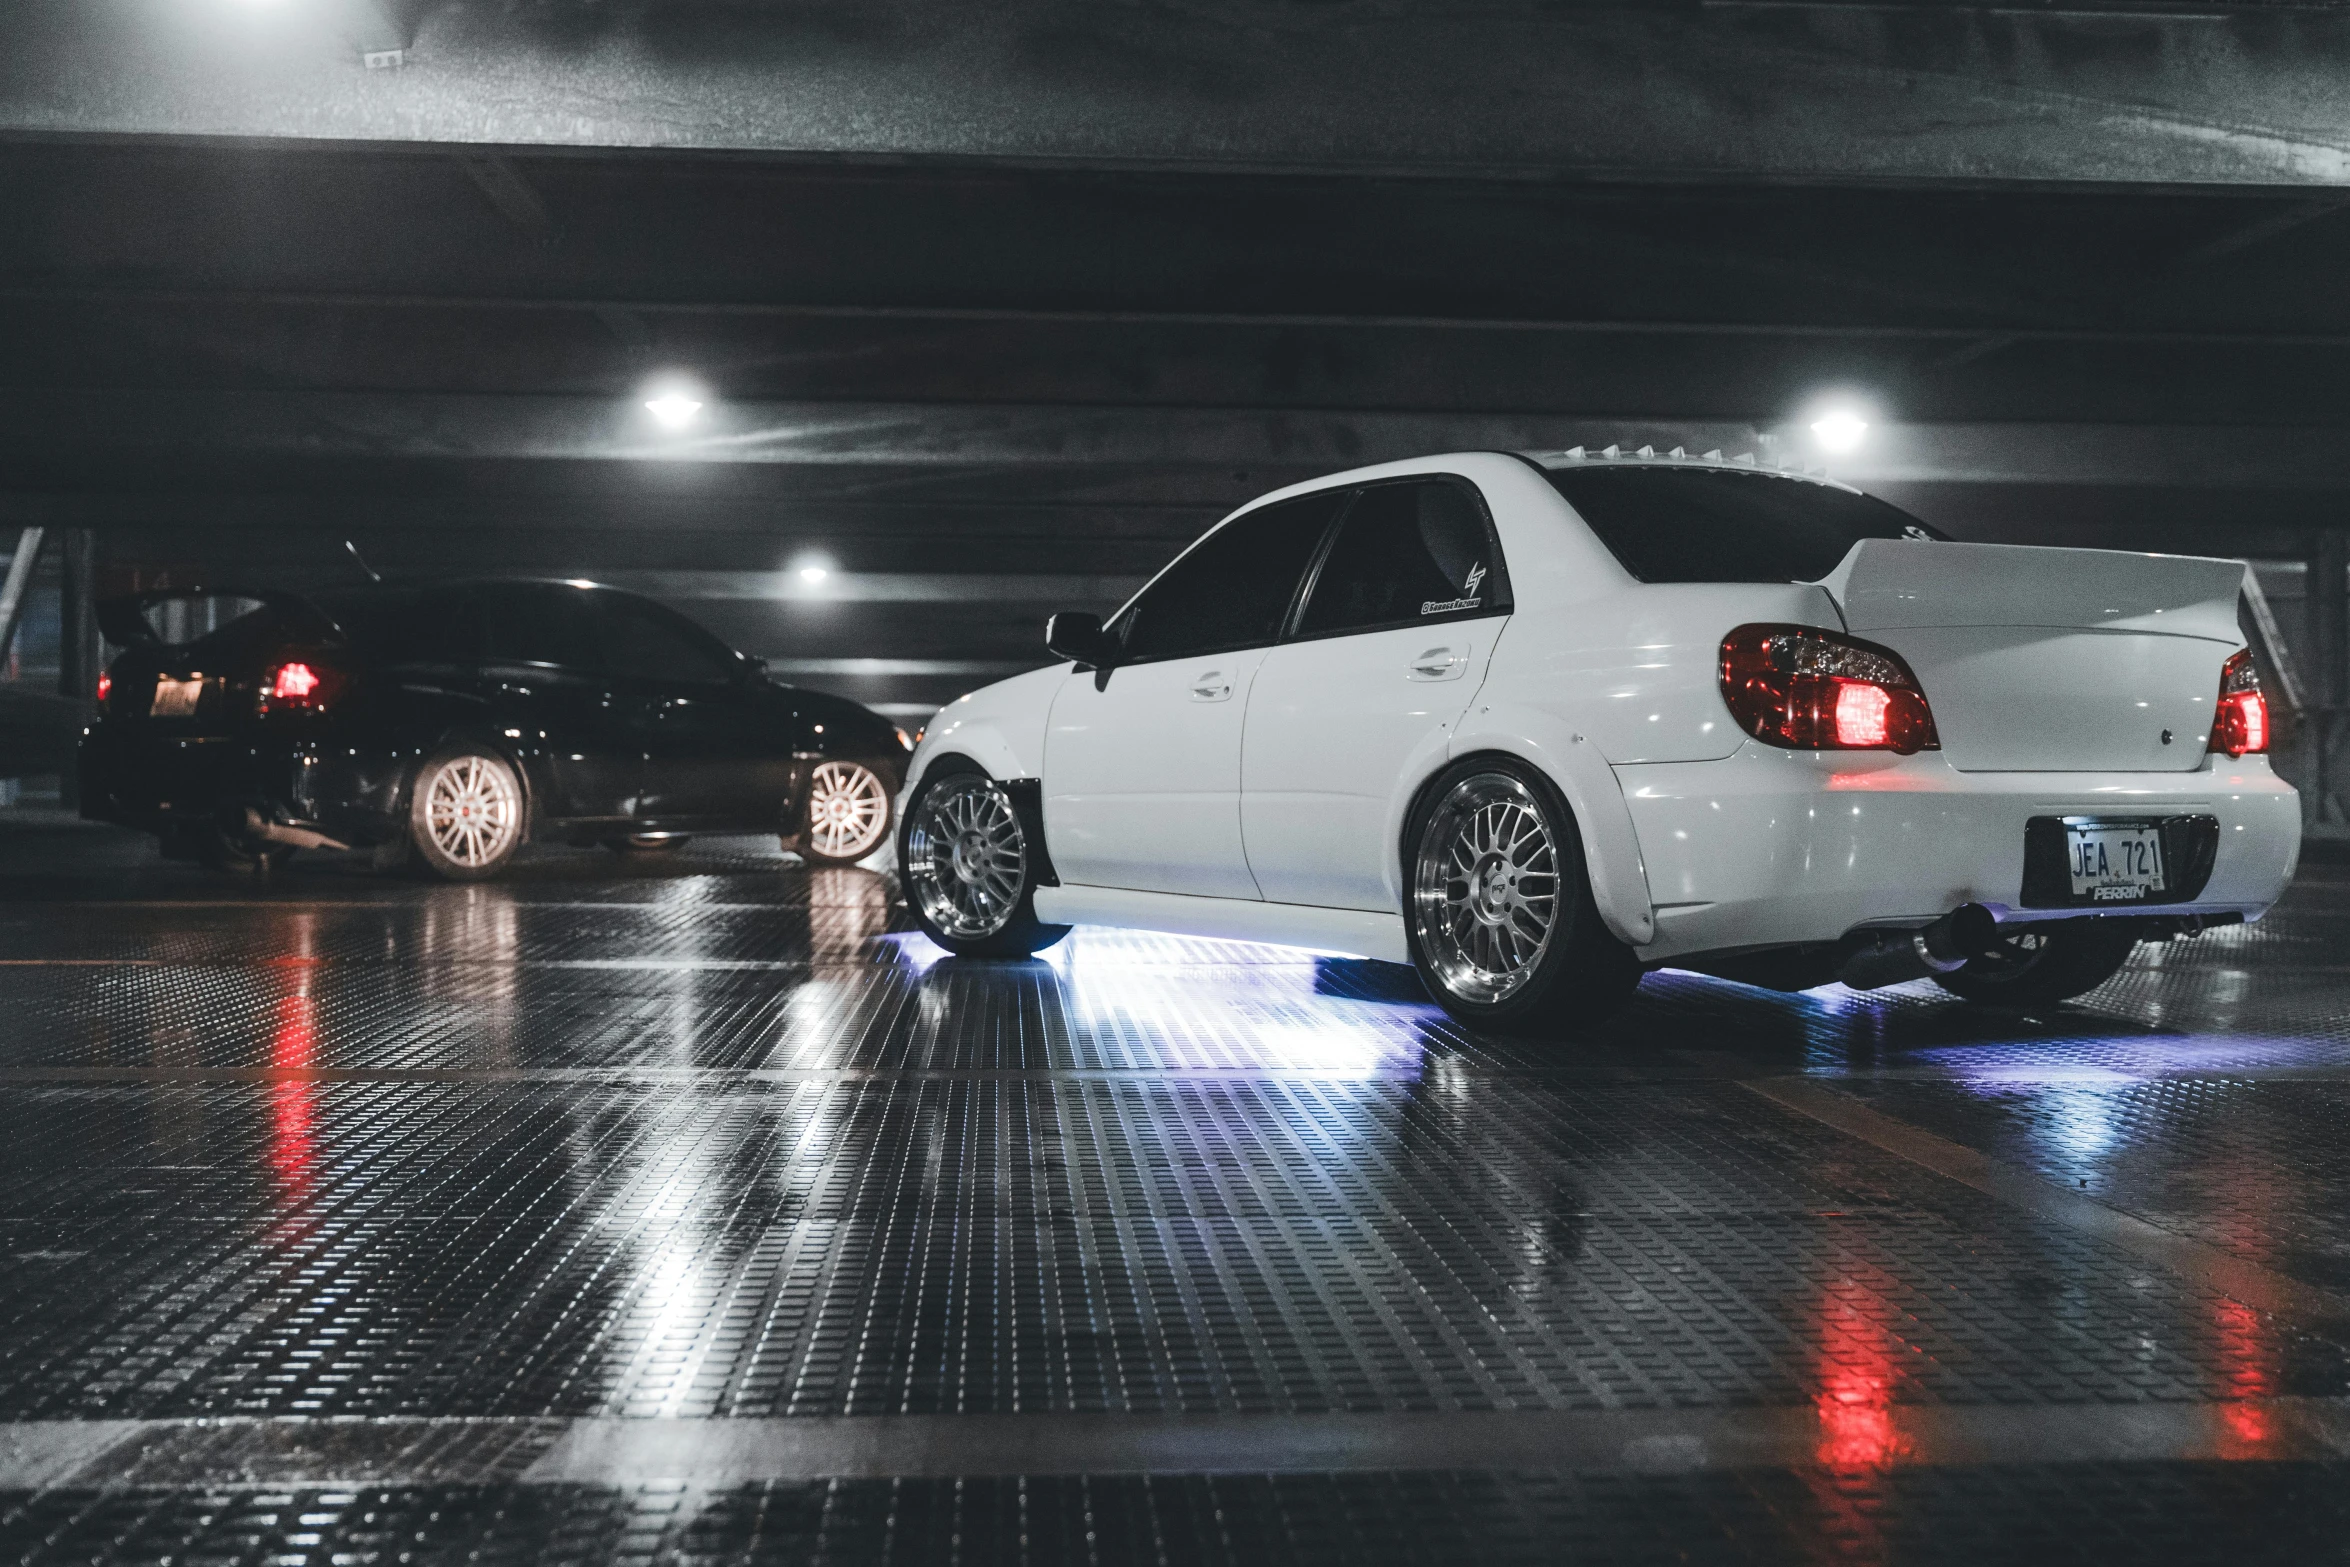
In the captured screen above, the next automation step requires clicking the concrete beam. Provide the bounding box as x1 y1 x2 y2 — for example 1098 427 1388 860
7 390 2350 489
5 2 2350 189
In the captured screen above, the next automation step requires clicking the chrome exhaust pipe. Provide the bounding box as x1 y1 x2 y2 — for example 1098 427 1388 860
1838 904 2000 991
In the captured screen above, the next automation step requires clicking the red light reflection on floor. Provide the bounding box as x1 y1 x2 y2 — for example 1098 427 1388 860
1813 1279 1913 1471
2213 1294 2279 1455
268 987 320 1212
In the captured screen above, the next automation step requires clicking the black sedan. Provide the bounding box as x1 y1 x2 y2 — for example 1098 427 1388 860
80 578 910 879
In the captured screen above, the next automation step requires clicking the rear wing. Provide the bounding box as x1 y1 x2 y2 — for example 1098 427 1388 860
97 587 344 649
1820 539 2245 643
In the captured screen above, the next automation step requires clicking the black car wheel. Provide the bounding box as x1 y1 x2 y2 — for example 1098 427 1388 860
408 746 526 882
1934 920 2139 1006
1402 757 1644 1037
798 759 895 866
899 759 1069 958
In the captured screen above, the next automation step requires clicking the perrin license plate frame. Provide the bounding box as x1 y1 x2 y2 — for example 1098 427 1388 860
2019 814 2222 909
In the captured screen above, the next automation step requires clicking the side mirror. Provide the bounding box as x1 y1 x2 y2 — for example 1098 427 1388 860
1045 611 1115 668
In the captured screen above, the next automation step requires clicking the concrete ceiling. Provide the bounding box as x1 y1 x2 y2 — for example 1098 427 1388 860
5 2 2348 714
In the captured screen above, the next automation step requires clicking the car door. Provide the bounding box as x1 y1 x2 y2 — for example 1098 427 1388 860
1242 476 1512 910
474 583 640 820
599 591 788 825
1044 490 1345 898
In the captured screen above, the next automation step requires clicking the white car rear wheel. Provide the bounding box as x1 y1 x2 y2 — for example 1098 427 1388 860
1405 758 1641 1036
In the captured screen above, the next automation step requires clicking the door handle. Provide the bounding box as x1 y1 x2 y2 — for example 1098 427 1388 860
1189 670 1233 702
1408 647 1466 681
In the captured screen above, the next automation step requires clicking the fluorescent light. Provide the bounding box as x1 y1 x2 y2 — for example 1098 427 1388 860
1810 409 1869 454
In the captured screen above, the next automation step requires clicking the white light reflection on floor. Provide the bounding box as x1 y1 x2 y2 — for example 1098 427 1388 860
888 926 1440 1074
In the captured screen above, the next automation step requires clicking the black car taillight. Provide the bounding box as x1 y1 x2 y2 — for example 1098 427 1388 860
1718 623 1939 755
258 659 348 716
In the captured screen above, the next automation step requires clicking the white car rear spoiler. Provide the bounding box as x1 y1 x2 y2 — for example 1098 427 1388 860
1819 539 2247 643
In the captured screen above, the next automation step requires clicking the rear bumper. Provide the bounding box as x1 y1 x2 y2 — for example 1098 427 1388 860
1615 743 2301 960
79 720 408 847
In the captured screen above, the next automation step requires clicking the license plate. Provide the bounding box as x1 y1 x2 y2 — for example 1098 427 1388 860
2065 820 2165 902
150 676 203 718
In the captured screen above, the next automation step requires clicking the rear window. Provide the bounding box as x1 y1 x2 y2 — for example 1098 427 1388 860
1541 468 1946 584
311 587 484 664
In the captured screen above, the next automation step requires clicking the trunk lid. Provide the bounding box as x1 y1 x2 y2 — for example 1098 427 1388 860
1821 540 2245 773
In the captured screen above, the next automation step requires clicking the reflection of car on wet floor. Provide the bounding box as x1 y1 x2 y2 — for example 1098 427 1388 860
897 449 2300 1035
80 578 910 879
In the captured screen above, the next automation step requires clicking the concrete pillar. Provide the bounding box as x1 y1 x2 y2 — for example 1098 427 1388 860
2319 530 2349 710
56 528 99 808
2314 529 2350 831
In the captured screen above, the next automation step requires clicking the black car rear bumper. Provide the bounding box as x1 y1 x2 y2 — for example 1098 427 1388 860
80 720 409 848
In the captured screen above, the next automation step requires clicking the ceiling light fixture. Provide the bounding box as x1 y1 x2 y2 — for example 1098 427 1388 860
1809 409 1870 454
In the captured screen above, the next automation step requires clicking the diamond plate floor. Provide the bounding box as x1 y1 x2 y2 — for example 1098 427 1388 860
3 817 2349 1563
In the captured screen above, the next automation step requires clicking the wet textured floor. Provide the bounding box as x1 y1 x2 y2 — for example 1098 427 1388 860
3 816 2349 1564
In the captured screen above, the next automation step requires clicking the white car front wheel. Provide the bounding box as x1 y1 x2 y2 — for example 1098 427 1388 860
1405 758 1642 1036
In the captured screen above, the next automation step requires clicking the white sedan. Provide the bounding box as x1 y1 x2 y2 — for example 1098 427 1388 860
895 450 2300 1033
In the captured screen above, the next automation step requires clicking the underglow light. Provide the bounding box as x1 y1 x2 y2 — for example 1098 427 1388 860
1810 409 1870 453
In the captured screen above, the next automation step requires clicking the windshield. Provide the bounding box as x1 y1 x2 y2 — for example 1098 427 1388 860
1540 467 1946 584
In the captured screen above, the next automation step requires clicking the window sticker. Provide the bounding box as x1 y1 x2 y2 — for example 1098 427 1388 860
1420 561 1487 615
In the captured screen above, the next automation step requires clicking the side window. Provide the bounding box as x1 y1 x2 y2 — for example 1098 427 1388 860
1295 478 1508 638
1116 490 1345 663
600 595 739 686
481 585 604 672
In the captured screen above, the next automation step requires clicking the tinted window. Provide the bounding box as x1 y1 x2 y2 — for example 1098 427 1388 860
1296 479 1506 637
314 587 484 664
1117 491 1345 662
1542 468 1946 584
480 585 603 672
601 594 739 685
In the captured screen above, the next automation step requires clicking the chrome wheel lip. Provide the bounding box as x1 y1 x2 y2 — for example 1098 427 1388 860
805 760 891 861
423 755 521 868
1411 771 1561 1006
904 775 1027 940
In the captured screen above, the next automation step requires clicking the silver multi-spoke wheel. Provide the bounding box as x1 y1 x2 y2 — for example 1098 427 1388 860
1412 772 1561 1005
421 754 521 870
904 774 1028 941
805 760 891 862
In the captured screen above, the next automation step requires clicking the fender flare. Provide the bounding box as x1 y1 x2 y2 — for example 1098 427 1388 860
1427 714 1657 947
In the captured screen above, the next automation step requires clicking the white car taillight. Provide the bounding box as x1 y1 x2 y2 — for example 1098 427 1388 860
1718 623 1939 755
2211 649 2268 757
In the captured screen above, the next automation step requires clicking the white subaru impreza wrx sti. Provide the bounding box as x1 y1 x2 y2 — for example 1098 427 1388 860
895 450 2300 1034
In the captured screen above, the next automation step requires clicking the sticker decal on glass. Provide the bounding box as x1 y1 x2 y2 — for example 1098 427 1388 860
1421 562 1487 615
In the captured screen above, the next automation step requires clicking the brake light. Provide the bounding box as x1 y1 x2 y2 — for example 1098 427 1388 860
2212 649 2267 756
94 670 111 704
259 659 343 715
1719 623 1939 754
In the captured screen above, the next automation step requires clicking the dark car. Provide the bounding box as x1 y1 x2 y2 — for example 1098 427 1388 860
80 578 909 879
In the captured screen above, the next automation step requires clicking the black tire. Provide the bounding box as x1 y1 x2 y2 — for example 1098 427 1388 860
798 758 897 868
606 833 690 854
898 757 1069 959
1933 919 2139 1006
407 746 527 882
1401 756 1644 1037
